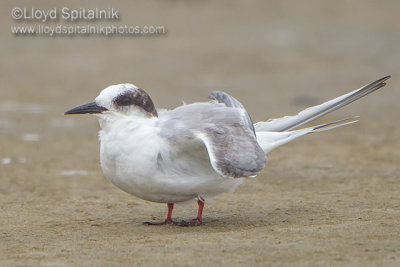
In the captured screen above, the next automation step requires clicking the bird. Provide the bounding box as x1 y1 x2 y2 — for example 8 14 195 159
65 76 390 226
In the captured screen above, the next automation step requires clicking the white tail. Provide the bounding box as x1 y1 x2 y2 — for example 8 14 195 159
256 118 358 154
254 76 390 132
254 76 390 154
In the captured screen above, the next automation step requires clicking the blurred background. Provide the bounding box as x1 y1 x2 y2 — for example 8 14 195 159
1 0 399 266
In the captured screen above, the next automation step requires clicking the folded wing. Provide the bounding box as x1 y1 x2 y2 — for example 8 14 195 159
160 102 266 178
210 91 256 136
195 125 266 178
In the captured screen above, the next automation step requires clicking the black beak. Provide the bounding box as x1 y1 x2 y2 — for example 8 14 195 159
64 101 108 115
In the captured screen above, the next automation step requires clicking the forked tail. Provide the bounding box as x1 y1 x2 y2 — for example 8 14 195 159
256 118 358 154
254 76 390 132
254 76 390 154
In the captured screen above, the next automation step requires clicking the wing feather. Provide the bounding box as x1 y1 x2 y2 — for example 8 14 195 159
160 102 266 178
210 91 256 136
195 125 265 178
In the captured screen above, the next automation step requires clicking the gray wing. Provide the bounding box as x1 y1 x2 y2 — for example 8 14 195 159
210 91 256 136
160 102 266 178
194 125 266 178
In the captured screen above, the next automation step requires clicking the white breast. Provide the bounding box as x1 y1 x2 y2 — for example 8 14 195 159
98 115 242 203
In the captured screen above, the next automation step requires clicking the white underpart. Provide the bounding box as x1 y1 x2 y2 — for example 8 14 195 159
98 112 242 203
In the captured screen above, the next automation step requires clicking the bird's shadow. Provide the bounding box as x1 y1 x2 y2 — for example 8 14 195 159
89 206 319 233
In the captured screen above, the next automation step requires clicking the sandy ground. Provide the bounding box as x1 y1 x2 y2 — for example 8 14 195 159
1 1 400 266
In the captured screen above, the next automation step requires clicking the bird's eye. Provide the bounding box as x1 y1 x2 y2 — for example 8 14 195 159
112 88 158 117
114 92 135 106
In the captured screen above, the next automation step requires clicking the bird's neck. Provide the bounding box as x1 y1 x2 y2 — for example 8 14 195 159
95 111 157 130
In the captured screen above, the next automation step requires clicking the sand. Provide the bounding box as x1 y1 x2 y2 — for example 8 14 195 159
1 1 400 266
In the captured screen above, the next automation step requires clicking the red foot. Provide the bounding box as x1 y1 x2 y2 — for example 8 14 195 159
178 218 202 227
143 218 177 225
142 198 205 227
143 203 176 226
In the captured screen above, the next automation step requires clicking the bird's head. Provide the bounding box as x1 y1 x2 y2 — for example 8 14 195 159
64 84 158 118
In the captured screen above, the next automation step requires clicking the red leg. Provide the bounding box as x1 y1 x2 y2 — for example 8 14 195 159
166 203 174 223
143 203 176 225
179 196 205 226
196 196 205 222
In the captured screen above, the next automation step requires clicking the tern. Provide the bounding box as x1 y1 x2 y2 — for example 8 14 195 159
65 76 390 226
